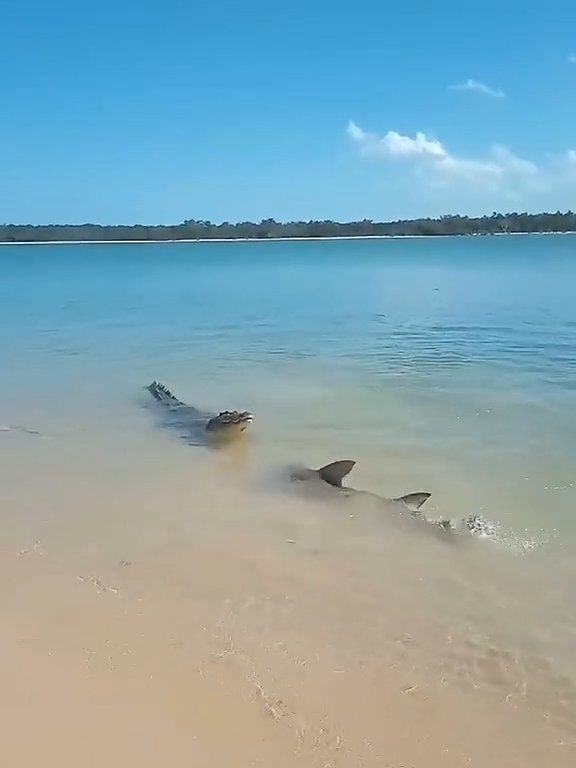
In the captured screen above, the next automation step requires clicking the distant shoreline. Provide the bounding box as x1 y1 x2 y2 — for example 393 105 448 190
1 231 576 246
0 234 428 245
3 211 576 243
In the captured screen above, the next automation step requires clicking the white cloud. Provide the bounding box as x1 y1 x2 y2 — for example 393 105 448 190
559 150 576 181
346 121 367 143
347 122 446 160
449 79 505 98
347 121 539 191
385 130 447 158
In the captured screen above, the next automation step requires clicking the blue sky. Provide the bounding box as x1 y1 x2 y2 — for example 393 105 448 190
2 0 576 224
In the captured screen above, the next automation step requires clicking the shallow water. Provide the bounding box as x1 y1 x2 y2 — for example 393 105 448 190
1 236 576 766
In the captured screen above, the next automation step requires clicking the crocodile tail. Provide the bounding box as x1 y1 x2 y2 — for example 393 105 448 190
146 381 185 406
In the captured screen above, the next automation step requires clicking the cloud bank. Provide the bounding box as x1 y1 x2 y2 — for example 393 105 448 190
346 122 540 190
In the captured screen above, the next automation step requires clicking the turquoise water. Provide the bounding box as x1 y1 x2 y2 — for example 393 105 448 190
2 236 575 531
1 236 576 762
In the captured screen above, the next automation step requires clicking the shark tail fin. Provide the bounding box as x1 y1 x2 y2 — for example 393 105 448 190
395 492 431 513
317 460 356 488
147 381 185 406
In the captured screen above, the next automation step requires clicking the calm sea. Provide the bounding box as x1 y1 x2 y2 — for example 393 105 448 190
1 235 575 766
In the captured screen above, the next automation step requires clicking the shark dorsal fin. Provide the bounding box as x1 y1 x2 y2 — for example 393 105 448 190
395 492 431 513
318 460 356 488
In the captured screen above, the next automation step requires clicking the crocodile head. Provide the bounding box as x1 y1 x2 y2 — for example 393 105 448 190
205 410 254 441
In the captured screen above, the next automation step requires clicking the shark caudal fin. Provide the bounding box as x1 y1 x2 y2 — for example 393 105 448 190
146 381 185 406
395 492 431 513
317 460 356 488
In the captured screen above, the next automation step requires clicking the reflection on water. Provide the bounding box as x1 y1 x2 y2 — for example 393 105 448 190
1 237 576 766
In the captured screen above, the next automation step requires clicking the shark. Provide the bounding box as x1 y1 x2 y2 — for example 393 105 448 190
289 459 490 536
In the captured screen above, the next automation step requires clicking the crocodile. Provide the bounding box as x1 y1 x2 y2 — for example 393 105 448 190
146 381 253 446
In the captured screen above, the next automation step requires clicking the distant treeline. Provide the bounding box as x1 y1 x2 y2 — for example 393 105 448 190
2 211 576 242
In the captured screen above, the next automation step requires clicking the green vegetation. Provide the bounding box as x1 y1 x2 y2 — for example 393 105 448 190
1 212 576 242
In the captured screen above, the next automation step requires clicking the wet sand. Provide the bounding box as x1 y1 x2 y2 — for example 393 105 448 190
2 420 575 768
